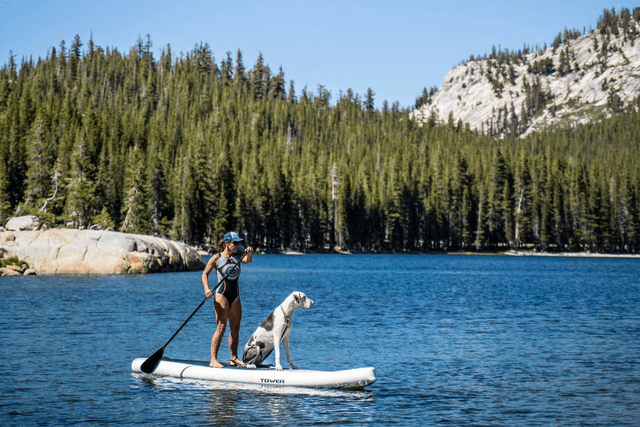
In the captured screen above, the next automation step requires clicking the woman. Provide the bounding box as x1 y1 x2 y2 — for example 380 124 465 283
202 231 253 368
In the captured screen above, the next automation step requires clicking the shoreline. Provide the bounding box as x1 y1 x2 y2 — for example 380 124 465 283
499 250 640 258
255 249 640 258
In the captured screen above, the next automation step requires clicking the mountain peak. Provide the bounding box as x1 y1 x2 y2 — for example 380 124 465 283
411 8 640 137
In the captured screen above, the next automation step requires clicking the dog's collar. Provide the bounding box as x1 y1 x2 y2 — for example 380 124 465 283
280 305 291 322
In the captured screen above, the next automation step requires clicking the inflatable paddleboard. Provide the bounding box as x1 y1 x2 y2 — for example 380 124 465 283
131 357 376 389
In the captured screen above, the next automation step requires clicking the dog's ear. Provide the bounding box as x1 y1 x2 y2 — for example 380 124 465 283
294 293 301 304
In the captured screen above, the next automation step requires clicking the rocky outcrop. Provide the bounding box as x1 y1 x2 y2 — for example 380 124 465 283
5 215 41 231
1 267 22 276
412 18 640 137
0 229 205 275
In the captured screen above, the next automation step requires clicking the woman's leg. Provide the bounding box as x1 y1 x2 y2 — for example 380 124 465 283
210 295 229 367
228 298 243 364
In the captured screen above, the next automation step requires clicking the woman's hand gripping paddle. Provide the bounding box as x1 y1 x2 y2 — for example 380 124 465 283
140 249 248 374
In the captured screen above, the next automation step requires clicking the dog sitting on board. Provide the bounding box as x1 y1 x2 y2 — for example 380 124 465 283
242 292 314 370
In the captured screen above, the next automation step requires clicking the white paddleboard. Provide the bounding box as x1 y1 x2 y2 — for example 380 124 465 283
131 358 376 389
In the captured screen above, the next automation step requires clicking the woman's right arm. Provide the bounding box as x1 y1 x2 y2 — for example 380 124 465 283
202 255 218 298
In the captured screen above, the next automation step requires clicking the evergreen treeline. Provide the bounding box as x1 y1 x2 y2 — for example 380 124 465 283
1 34 639 253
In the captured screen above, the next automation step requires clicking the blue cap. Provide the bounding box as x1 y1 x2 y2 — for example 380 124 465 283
223 231 244 242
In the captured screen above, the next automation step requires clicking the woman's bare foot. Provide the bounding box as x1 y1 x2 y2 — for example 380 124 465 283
209 360 224 368
229 358 246 368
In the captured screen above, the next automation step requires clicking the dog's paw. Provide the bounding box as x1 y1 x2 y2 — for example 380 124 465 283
291 365 300 370
275 365 283 371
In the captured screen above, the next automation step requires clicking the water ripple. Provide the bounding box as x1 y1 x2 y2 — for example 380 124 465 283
1 255 639 426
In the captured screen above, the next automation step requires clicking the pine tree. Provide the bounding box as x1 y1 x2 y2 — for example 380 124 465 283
120 144 150 234
23 111 55 210
234 49 246 87
513 151 532 248
94 206 115 229
64 133 96 228
365 88 375 113
0 119 11 222
251 52 268 101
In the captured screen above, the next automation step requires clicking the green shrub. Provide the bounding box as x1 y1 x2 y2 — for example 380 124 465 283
1 256 30 269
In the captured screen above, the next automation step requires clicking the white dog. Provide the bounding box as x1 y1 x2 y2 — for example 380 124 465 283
242 292 314 370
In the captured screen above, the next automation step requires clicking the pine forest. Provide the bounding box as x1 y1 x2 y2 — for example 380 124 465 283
1 18 639 254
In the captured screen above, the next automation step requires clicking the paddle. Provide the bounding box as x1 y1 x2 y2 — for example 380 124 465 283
140 248 248 374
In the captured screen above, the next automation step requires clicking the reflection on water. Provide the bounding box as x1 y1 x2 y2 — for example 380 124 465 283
205 388 239 425
134 373 375 425
134 373 372 398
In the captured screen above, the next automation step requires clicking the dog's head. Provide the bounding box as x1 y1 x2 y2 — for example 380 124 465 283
291 291 314 310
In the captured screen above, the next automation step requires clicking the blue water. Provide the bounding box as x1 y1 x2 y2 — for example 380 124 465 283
1 255 639 426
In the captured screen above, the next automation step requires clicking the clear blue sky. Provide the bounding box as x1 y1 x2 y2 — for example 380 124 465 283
0 0 626 108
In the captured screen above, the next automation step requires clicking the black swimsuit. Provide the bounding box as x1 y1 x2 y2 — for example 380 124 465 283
215 254 241 305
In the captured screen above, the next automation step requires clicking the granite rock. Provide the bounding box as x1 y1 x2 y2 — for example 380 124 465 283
412 21 640 137
5 215 41 231
0 229 205 275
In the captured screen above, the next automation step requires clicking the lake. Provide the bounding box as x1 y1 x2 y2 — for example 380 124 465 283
1 254 639 426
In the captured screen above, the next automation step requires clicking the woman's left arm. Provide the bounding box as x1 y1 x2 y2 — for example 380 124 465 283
243 246 253 263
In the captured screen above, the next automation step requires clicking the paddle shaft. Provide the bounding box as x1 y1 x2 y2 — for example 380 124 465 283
141 250 247 373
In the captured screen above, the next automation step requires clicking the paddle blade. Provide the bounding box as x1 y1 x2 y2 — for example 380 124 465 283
140 347 165 374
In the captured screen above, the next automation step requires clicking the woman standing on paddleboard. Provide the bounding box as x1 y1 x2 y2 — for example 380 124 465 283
202 231 253 368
